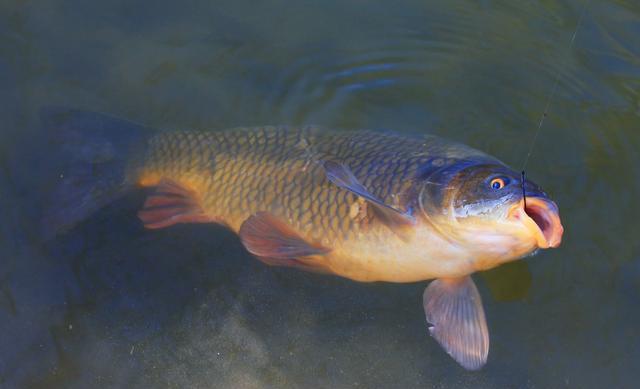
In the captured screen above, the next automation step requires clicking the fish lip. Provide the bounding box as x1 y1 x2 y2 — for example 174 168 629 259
508 197 564 248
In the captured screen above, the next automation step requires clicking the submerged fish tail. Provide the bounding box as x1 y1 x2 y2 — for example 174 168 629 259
40 108 153 238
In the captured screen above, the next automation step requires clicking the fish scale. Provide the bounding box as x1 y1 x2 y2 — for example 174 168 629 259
131 127 444 245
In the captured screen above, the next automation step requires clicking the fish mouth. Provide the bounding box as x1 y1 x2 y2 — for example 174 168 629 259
509 197 564 248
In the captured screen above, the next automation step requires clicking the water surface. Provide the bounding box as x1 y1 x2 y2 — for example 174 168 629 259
1 0 639 387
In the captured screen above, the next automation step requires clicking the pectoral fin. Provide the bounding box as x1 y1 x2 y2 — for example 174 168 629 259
423 276 489 370
322 160 415 229
239 212 330 260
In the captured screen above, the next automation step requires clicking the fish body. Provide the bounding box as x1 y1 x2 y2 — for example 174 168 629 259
43 109 564 371
130 126 501 282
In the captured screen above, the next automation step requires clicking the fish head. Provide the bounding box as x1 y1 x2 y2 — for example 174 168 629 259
418 160 563 269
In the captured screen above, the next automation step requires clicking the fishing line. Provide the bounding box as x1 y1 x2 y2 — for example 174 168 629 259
521 170 527 208
520 0 590 200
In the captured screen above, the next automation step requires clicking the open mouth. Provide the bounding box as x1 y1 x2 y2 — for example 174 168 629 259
510 197 564 248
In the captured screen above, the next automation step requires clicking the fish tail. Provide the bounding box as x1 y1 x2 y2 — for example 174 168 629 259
39 107 153 239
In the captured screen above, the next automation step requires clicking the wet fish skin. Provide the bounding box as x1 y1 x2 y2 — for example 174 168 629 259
135 127 486 234
129 126 502 280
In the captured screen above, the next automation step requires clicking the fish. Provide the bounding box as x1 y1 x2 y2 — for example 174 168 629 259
42 108 563 370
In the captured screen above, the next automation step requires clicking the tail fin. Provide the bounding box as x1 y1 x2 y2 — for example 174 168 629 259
39 107 153 238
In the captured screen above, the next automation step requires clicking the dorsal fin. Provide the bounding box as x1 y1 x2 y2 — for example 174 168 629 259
138 180 214 229
322 160 415 229
239 212 330 259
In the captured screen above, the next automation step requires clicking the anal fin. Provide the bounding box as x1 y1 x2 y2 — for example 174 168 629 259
423 276 489 370
138 179 214 229
239 212 330 270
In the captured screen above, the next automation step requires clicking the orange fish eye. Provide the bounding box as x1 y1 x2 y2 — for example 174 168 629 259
490 178 505 190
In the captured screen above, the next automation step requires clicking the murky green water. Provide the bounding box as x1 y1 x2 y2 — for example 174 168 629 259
1 0 639 387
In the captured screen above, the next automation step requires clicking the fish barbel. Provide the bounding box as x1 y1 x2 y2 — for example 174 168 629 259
43 109 563 371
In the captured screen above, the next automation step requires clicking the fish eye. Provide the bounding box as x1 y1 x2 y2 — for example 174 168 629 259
490 177 506 190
